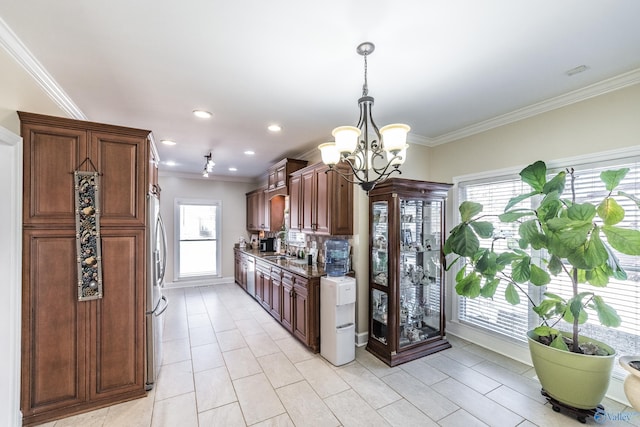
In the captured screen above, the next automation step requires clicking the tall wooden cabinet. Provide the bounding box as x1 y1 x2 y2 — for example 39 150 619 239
19 112 151 426
366 178 453 366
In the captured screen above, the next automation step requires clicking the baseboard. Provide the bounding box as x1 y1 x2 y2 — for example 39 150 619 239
355 331 368 347
164 276 235 289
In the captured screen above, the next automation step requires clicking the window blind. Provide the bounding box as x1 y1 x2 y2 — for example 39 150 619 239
455 157 640 377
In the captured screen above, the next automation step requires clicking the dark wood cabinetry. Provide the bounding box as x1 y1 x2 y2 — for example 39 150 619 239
235 252 319 352
246 187 266 232
289 162 353 235
366 178 452 366
19 112 151 426
267 158 308 195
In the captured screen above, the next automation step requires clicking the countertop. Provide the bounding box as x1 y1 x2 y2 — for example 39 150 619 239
236 248 328 279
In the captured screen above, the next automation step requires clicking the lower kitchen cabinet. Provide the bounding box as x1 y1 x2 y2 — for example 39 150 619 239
21 229 146 426
235 251 320 352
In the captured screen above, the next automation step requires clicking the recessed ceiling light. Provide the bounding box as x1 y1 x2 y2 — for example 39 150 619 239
193 109 213 119
244 150 255 155
228 167 238 172
164 160 177 166
268 124 282 132
565 65 589 77
161 139 176 146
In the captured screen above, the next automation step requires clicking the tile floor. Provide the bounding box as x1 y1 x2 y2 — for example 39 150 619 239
39 283 638 427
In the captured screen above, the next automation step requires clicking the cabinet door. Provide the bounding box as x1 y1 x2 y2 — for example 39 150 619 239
21 229 88 418
234 251 242 285
281 274 294 332
313 166 330 234
91 132 147 227
300 169 315 232
89 229 145 400
289 174 302 230
246 191 258 230
22 124 88 226
293 281 309 344
328 167 353 235
270 270 282 320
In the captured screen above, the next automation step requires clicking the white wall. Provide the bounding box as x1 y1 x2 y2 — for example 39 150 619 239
0 126 22 427
158 174 255 285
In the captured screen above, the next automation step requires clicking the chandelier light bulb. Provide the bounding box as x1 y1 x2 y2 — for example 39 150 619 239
332 126 361 154
318 142 340 166
380 124 410 153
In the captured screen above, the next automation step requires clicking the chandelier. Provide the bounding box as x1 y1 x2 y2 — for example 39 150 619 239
202 152 214 177
318 42 410 193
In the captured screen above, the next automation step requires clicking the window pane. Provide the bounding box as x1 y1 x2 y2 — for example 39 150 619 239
176 200 220 279
179 240 217 277
455 157 640 378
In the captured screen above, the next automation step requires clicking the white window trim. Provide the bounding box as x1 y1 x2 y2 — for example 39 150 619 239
173 198 222 282
446 145 640 406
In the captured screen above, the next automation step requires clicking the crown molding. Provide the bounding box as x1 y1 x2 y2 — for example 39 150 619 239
0 17 86 120
428 68 640 146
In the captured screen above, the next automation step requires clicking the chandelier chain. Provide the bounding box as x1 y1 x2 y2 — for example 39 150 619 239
362 52 369 97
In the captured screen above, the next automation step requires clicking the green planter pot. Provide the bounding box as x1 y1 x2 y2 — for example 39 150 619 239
527 330 616 410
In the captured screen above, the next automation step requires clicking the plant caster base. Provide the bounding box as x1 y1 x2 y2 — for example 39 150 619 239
541 389 603 424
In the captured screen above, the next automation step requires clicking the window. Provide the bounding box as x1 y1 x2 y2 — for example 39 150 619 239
453 152 640 377
175 199 221 279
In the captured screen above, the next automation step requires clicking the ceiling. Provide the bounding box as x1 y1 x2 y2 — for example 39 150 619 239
1 1 640 180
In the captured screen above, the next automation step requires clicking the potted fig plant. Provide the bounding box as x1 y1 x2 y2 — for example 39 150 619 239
444 160 640 417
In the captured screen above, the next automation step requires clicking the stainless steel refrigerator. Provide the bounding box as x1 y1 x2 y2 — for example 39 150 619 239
145 193 168 390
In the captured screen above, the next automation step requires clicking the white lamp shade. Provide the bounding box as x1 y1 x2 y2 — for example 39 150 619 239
332 126 361 154
387 144 408 166
318 142 340 165
380 123 410 153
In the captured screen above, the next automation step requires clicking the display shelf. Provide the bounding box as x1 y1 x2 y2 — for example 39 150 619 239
366 178 453 366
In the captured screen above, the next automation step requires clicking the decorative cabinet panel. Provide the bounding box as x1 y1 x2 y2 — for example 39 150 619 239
289 162 353 236
270 267 282 319
267 158 308 195
366 178 453 366
246 187 267 232
19 112 150 426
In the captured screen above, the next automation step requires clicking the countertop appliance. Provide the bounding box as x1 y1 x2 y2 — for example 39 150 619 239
145 193 168 390
320 276 356 366
259 237 276 252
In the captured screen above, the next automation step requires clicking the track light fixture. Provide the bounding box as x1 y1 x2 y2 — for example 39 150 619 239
202 152 214 177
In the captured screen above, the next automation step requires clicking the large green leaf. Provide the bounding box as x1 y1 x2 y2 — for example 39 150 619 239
567 203 596 222
533 298 563 318
601 168 629 191
603 243 627 280
547 255 563 275
476 250 499 277
519 161 547 192
447 223 480 257
538 192 563 221
530 264 551 286
592 295 622 327
505 283 520 305
499 210 534 222
547 218 592 249
455 272 481 298
597 198 625 226
470 221 494 238
505 191 539 211
533 325 559 337
602 225 640 255
565 292 591 324
480 278 500 298
580 226 609 269
511 257 531 283
586 265 610 287
542 171 567 195
459 201 483 222
550 334 570 351
518 220 539 246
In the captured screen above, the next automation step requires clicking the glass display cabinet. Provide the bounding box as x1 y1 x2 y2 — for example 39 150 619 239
367 178 453 366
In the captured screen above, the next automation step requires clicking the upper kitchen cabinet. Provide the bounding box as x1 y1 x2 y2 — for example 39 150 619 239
289 162 353 236
19 112 151 228
267 158 308 196
246 187 266 232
